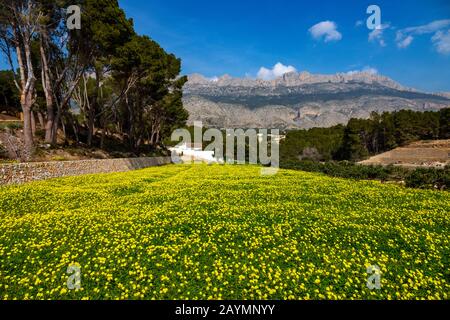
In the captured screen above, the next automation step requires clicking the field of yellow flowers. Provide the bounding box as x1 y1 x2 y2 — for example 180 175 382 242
0 164 448 300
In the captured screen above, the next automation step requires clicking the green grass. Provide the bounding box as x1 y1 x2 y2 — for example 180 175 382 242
0 164 448 300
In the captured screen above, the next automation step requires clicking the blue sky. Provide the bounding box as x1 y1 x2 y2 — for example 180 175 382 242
1 0 449 92
117 0 450 92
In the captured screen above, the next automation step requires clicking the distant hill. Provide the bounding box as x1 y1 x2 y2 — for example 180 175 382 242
359 140 450 168
183 71 450 129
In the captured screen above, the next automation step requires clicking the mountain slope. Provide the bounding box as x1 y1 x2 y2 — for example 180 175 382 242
183 72 450 129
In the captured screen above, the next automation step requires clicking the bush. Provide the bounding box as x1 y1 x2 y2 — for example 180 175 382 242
281 160 449 191
281 160 392 180
405 167 449 190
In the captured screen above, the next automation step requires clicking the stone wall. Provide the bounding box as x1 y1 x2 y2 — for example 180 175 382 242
0 157 172 186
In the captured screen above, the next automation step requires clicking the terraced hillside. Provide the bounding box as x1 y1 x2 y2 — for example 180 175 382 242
360 140 450 168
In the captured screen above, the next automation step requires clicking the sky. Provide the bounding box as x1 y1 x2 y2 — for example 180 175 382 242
116 0 450 92
1 0 449 92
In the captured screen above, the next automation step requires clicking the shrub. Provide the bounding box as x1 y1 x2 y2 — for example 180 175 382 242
406 166 449 190
281 160 448 191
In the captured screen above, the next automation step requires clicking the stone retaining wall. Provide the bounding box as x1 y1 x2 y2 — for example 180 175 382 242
0 157 172 186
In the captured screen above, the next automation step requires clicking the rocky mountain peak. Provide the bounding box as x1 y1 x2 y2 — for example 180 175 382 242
186 70 408 91
183 69 449 130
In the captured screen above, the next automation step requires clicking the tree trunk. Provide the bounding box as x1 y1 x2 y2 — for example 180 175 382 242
100 128 105 149
44 104 55 143
31 110 36 137
40 30 55 144
60 116 66 144
150 130 157 146
155 129 160 146
67 113 80 143
17 52 35 160
87 67 102 147
87 109 95 146
5 7 39 160
37 111 45 129
51 106 62 145
22 104 34 160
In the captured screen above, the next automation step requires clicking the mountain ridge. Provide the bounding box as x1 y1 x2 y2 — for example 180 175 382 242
183 71 450 129
186 71 410 91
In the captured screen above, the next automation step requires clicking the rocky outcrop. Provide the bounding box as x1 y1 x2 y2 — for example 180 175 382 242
186 71 409 90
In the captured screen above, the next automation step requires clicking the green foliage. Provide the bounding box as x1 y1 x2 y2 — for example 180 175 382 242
0 0 189 159
110 35 188 149
74 0 135 62
405 166 449 190
393 110 439 145
282 160 391 181
282 109 448 163
338 118 369 161
280 125 344 162
439 108 450 139
281 160 448 191
0 71 20 115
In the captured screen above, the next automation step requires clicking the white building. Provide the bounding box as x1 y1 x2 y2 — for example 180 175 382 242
169 142 219 163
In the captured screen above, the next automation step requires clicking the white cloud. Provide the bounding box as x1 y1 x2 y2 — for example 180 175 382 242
347 66 378 75
308 21 342 42
402 19 450 35
256 62 297 80
368 23 390 47
432 30 450 54
355 20 364 27
397 35 414 48
363 67 378 75
396 19 450 50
